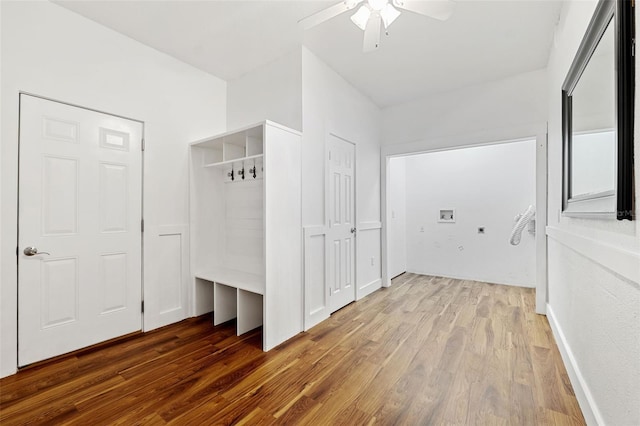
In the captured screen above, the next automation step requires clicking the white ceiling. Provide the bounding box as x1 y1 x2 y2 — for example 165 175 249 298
55 0 562 108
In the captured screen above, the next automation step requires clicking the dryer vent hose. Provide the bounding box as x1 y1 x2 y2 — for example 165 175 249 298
510 205 535 246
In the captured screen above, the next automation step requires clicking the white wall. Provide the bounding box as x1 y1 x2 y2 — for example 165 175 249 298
0 0 3 323
382 68 548 148
380 68 548 301
222 46 382 330
1 1 226 378
387 157 407 278
302 47 382 329
545 1 640 424
227 50 302 131
404 141 536 287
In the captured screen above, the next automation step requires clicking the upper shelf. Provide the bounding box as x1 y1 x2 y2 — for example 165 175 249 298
192 123 263 166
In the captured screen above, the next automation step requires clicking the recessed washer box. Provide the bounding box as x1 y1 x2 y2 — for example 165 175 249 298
438 209 455 223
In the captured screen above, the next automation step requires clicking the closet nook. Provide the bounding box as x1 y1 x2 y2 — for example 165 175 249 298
189 121 302 351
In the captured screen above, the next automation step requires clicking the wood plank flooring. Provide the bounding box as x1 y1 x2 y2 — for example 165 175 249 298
0 274 585 425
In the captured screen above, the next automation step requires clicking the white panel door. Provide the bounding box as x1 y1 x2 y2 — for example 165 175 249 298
18 95 143 366
327 135 356 313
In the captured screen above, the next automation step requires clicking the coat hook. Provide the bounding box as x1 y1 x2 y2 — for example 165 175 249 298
249 165 257 178
238 168 245 180
227 168 234 181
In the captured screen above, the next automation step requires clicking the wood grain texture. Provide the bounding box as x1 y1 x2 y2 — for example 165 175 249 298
0 274 585 425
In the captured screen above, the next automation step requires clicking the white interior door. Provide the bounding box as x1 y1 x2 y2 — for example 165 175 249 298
327 134 356 313
18 94 143 366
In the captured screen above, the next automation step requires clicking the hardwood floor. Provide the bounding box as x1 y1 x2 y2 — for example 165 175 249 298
0 274 585 425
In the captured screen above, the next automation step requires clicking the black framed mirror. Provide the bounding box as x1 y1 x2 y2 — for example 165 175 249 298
562 0 635 220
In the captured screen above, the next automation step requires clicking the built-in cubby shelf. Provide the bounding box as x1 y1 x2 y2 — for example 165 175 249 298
189 120 302 351
192 124 264 168
211 282 263 335
194 267 264 295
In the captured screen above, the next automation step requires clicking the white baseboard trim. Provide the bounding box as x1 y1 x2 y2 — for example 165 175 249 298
357 278 381 300
546 304 603 426
304 312 329 332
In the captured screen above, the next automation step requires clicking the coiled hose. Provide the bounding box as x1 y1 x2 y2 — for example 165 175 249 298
509 205 535 246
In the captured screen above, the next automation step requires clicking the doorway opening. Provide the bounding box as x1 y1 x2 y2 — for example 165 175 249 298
383 136 547 313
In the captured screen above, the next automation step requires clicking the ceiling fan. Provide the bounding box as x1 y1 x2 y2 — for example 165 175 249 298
299 0 455 53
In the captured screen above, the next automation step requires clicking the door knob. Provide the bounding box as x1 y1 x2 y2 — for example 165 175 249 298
350 227 356 234
23 247 50 256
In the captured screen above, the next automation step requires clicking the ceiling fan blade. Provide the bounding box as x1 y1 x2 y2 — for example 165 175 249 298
394 0 455 21
363 14 381 53
298 2 353 30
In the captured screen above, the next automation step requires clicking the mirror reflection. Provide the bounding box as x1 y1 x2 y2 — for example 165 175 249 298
569 18 615 199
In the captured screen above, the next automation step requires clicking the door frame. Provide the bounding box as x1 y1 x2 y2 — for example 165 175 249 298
381 128 548 314
324 132 357 313
16 92 146 366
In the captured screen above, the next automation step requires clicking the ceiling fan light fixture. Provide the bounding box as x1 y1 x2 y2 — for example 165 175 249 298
367 0 388 11
350 5 371 31
380 3 401 29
